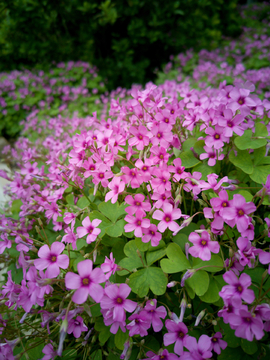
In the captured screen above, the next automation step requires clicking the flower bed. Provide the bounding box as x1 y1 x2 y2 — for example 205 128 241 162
1 3 270 360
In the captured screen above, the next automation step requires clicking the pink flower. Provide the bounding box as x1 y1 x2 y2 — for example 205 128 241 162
232 194 256 233
101 252 119 279
219 271 255 308
140 299 167 332
153 202 182 233
77 217 101 244
105 177 125 203
100 283 137 322
210 332 227 355
125 194 151 216
142 224 162 247
67 316 88 338
127 312 151 337
124 209 150 237
228 308 264 341
34 242 69 278
200 146 224 166
188 231 220 261
128 125 150 150
181 335 212 360
65 259 106 304
163 320 189 355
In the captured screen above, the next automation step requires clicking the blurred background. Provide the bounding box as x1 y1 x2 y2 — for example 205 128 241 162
0 0 264 91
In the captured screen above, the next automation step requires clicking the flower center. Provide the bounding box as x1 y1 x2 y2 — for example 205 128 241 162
51 255 57 262
159 154 164 159
238 98 244 105
150 230 155 235
116 297 123 304
137 220 142 226
138 135 143 140
245 317 251 322
131 172 135 177
222 202 228 207
171 110 175 114
214 134 220 139
212 337 217 342
237 285 243 293
165 216 171 223
228 122 233 128
238 209 244 216
99 173 104 178
177 168 182 174
82 278 89 286
164 118 169 123
178 331 185 338
136 202 141 206
142 166 147 171
74 320 80 326
201 240 207 246
157 133 161 138
90 166 95 170
135 319 140 324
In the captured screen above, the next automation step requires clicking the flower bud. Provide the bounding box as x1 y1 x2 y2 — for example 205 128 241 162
195 310 205 326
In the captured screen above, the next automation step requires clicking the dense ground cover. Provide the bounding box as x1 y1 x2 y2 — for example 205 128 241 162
1 2 270 360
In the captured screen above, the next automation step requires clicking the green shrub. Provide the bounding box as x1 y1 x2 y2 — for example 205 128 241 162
0 0 242 90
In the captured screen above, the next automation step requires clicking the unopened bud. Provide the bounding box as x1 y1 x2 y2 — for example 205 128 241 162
56 235 61 241
195 310 205 326
37 218 43 227
167 281 177 288
181 269 195 287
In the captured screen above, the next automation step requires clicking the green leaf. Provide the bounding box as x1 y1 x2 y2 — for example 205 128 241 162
129 267 167 297
178 150 201 168
193 140 205 155
253 146 266 166
172 233 190 251
146 248 166 266
72 254 85 271
250 165 270 184
76 196 89 208
25 339 44 360
105 219 125 237
236 190 253 202
186 270 209 296
217 346 246 360
240 339 258 355
255 122 268 137
229 149 253 174
199 277 220 303
249 138 267 149
234 130 252 150
135 237 149 252
99 326 111 345
90 349 102 360
115 328 129 350
117 240 144 275
98 200 127 223
182 137 197 151
192 162 214 180
66 193 74 205
160 243 190 273
192 255 224 272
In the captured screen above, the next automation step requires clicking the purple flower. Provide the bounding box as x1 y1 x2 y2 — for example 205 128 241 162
140 299 167 332
143 349 179 360
127 312 151 337
124 209 150 237
67 316 88 338
41 343 57 360
77 217 101 244
228 308 264 341
34 242 69 278
180 335 212 360
100 283 137 322
232 194 256 233
65 259 106 304
100 252 119 279
188 231 220 261
210 332 227 355
153 202 182 233
219 270 255 308
163 320 189 355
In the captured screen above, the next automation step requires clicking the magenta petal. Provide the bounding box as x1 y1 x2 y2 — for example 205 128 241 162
89 283 104 302
38 244 50 259
113 306 125 322
242 289 255 304
57 254 69 269
51 241 65 255
152 210 164 221
105 284 119 299
164 332 178 346
223 270 237 285
77 259 93 277
91 267 106 284
72 287 89 304
188 232 200 244
123 299 137 313
46 263 60 278
174 339 184 355
77 226 88 238
65 272 81 289
82 217 91 228
34 258 50 270
118 283 131 299
100 295 114 309
198 335 211 353
73 327 81 338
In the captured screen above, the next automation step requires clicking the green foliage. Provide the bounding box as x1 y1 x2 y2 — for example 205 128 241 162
0 0 241 90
